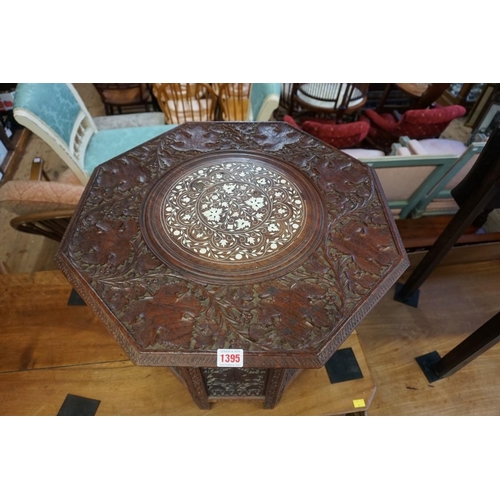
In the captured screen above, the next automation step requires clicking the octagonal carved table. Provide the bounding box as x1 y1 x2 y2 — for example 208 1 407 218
55 122 409 410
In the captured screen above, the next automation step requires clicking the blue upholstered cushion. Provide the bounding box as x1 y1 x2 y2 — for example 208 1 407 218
14 83 81 145
250 83 281 120
83 124 176 175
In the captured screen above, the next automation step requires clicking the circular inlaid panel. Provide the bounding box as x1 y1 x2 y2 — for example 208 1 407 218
142 152 326 284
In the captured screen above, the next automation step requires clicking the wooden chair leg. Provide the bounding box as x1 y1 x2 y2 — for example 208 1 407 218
376 83 393 112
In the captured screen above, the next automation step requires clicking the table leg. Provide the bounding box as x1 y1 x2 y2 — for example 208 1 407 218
174 367 211 410
433 310 500 379
173 366 301 410
264 368 301 409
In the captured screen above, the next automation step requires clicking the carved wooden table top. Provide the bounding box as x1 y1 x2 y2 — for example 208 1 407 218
55 122 408 407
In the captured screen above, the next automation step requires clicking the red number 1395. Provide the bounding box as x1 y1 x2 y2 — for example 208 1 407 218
221 353 240 363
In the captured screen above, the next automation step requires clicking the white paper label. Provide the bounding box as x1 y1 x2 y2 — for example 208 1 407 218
217 349 244 367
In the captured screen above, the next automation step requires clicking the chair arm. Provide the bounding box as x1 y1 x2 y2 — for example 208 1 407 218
406 139 429 155
11 209 75 242
283 115 300 128
250 83 281 121
363 109 400 132
0 180 84 216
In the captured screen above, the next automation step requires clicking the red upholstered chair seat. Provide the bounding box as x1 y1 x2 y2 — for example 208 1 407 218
283 115 369 149
362 105 467 151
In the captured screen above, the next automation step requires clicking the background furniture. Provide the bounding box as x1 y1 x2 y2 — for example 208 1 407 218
396 126 500 305
291 83 369 122
13 83 176 184
216 83 281 121
362 105 467 152
216 83 251 121
241 83 281 121
283 115 370 149
405 83 451 109
395 126 500 384
152 83 219 124
376 84 450 112
278 83 295 117
93 84 157 115
153 83 281 124
11 209 75 242
55 121 408 409
0 157 82 242
399 138 485 218
283 115 486 220
438 83 485 110
353 139 484 219
465 84 500 128
0 111 30 185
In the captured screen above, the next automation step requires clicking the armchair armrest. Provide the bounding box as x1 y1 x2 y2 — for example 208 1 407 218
0 179 84 215
363 109 400 132
250 83 281 121
11 209 75 242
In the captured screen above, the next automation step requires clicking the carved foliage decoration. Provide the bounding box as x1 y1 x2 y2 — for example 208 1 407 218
59 122 407 362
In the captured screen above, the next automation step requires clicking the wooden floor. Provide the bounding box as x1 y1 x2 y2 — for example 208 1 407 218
358 256 500 415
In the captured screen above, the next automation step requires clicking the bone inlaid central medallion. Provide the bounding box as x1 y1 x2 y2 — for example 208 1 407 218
142 152 326 284
164 160 304 261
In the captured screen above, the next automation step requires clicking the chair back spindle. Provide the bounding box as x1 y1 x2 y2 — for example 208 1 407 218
152 83 218 124
292 83 368 122
217 83 251 121
93 83 155 115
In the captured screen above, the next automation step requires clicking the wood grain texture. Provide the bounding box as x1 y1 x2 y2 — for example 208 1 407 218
0 271 127 373
0 333 374 417
357 259 500 415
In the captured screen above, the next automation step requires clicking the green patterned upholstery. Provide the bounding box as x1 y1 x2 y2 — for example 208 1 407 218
14 83 177 181
84 125 175 175
15 83 81 145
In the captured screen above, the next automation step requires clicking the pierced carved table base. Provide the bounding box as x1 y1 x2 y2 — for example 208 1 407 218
170 367 301 409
